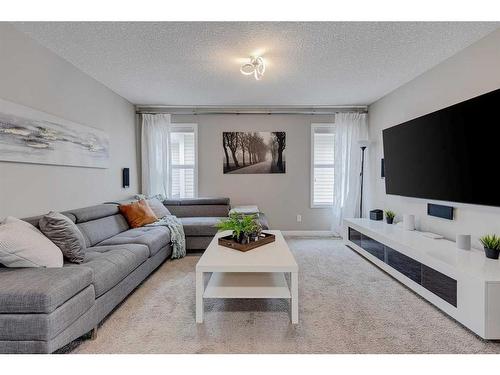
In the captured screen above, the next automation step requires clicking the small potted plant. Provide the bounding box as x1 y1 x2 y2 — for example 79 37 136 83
215 213 262 244
385 210 396 224
479 234 500 260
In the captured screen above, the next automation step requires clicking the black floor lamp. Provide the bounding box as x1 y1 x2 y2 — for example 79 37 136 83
358 140 370 218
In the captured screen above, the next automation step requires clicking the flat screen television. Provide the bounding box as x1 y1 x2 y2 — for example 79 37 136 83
383 87 500 207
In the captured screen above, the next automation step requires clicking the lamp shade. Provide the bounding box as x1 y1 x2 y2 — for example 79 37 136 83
358 140 370 149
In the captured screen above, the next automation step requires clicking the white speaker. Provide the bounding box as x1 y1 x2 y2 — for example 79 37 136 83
403 214 415 231
456 234 471 250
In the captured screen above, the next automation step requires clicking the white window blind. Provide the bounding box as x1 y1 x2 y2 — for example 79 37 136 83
311 124 335 207
170 124 197 198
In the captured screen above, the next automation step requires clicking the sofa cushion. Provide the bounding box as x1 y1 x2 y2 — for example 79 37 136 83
0 285 95 341
146 197 171 218
97 226 171 257
82 244 149 297
0 217 63 268
106 196 171 218
167 205 230 218
164 197 230 206
22 212 76 229
119 200 158 228
77 214 129 247
164 197 230 218
67 204 120 223
186 236 214 250
0 266 93 313
39 211 86 264
179 217 226 237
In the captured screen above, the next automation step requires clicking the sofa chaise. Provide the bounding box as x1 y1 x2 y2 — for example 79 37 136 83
164 197 268 251
0 197 269 353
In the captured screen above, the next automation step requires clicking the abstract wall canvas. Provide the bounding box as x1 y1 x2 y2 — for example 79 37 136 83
0 98 109 168
223 131 286 174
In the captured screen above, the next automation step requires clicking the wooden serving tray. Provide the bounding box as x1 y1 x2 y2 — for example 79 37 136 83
218 232 276 252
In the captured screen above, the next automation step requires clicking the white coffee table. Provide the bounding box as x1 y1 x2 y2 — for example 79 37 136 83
195 230 299 324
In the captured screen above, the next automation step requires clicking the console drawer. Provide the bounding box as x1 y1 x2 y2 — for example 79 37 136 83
348 227 362 247
421 265 457 307
385 246 422 284
360 234 385 261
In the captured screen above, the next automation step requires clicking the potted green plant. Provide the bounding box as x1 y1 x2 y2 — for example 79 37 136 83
385 210 396 224
479 234 500 260
215 213 262 244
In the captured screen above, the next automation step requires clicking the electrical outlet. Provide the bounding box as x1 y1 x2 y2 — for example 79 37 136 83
296 214 302 223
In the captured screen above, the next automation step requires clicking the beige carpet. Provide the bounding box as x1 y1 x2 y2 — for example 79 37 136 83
61 237 500 354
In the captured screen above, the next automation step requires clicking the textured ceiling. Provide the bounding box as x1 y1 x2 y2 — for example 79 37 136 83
13 22 499 106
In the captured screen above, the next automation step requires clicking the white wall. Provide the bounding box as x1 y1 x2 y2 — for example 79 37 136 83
368 28 500 247
0 24 138 218
172 114 334 230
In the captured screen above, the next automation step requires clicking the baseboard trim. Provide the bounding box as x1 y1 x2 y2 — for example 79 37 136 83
281 230 338 237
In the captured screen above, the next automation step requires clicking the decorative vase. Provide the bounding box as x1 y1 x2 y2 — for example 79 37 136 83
236 233 252 244
403 214 415 231
233 233 244 244
386 217 394 224
456 234 471 250
484 247 500 260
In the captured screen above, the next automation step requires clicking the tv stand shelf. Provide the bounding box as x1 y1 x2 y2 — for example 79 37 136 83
343 218 500 339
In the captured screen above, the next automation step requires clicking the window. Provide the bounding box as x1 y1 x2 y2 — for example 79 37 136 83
170 124 198 198
311 124 335 207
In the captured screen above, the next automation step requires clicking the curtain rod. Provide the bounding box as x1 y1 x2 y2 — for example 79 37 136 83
135 105 368 115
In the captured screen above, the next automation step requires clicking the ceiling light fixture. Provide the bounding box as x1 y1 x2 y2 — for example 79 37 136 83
240 56 265 80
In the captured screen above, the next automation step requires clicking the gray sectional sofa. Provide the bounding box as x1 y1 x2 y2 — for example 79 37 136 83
0 197 268 353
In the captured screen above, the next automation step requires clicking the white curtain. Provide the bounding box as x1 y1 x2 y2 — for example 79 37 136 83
141 114 171 198
331 112 368 235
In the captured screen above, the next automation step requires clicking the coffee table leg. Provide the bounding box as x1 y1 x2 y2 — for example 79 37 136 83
291 271 298 324
196 271 204 323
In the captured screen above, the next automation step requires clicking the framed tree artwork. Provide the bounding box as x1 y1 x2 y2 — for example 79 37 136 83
222 131 286 174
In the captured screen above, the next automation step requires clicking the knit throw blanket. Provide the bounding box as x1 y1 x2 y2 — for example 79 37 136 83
146 215 186 259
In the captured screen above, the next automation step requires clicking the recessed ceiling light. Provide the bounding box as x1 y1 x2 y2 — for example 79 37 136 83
240 56 265 80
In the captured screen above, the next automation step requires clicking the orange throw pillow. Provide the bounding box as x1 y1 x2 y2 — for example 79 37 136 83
119 200 158 228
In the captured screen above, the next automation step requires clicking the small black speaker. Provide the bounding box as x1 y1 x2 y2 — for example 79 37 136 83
122 168 130 188
370 209 383 221
381 158 385 178
427 203 453 220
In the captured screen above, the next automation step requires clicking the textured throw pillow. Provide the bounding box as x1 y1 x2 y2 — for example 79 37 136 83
39 211 86 264
146 197 171 219
119 199 158 228
0 217 63 268
135 193 166 202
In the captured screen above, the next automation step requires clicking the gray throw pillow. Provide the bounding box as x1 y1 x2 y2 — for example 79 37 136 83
39 212 86 264
147 197 171 219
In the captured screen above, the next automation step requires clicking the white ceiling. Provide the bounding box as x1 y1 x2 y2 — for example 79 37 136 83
14 22 499 106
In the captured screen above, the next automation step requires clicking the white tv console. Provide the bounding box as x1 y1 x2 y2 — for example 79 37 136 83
343 218 500 339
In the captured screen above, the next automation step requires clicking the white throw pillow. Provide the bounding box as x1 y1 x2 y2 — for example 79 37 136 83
0 216 63 268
